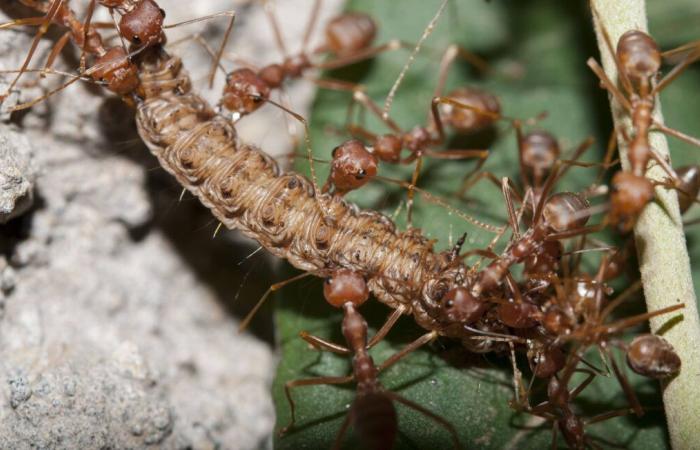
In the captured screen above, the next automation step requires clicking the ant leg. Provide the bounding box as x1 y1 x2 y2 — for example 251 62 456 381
606 347 644 417
167 33 228 78
430 95 501 143
652 44 700 96
586 58 632 111
260 97 324 206
262 0 289 58
298 330 350 355
331 411 353 450
315 39 408 70
652 121 700 149
595 128 621 185
0 0 65 101
544 223 608 241
159 10 237 86
406 155 424 228
589 4 635 97
238 272 312 331
300 0 322 52
554 136 596 183
501 177 521 239
385 391 462 450
376 176 505 233
378 331 438 372
366 305 407 349
597 303 685 337
346 123 378 142
352 89 402 133
457 170 507 200
279 374 355 435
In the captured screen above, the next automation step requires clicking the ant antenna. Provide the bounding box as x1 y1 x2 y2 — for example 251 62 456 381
382 0 449 120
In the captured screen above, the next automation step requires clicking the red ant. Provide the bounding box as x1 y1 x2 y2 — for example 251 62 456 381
217 0 410 120
587 16 700 229
279 269 461 450
1 0 234 109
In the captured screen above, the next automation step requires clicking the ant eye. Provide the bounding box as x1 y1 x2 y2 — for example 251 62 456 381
356 169 366 179
446 300 454 308
132 35 141 44
324 278 332 285
331 146 340 157
159 8 166 17
252 95 262 103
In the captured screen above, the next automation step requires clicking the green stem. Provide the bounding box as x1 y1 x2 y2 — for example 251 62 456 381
589 1 700 448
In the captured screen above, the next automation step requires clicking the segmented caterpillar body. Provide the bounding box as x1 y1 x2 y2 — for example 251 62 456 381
134 49 467 333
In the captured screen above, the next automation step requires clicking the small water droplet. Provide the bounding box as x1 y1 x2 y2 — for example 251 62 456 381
430 378 437 386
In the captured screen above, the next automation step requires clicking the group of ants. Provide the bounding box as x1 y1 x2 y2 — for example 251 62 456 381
1 0 699 449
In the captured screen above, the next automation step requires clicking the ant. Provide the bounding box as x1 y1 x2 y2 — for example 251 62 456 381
279 269 461 450
1 0 234 109
587 15 700 229
217 0 410 120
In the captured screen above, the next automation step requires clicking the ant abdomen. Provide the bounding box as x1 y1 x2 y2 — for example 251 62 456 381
616 30 661 84
609 171 654 231
440 87 501 133
350 392 398 450
627 334 681 379
324 12 377 57
520 130 561 181
542 192 591 232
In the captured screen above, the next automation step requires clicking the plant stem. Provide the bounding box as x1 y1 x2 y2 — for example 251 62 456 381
589 1 700 448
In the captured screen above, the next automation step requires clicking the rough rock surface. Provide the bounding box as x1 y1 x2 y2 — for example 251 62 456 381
0 0 343 448
0 125 37 223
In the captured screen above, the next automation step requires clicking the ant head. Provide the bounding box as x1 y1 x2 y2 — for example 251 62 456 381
220 68 271 115
90 47 139 95
542 192 590 232
119 0 166 48
520 130 560 180
438 287 489 325
627 334 681 379
677 165 700 214
441 87 501 133
328 139 378 194
616 30 661 84
609 171 654 231
323 269 370 308
373 134 402 163
324 12 377 57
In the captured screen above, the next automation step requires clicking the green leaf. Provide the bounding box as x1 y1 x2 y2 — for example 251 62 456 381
272 0 700 448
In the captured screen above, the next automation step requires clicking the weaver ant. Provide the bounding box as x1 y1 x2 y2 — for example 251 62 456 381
279 269 460 450
588 13 700 230
217 0 413 120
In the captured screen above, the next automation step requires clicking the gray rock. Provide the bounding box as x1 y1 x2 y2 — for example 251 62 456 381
0 1 345 449
0 125 37 223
